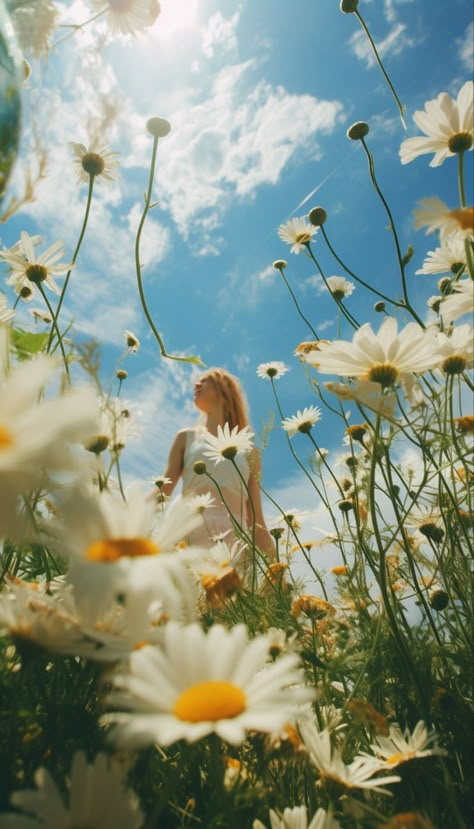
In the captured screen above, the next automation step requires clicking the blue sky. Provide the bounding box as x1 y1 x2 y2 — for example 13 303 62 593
1 0 473 572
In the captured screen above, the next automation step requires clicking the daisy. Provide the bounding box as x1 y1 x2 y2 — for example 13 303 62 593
282 405 322 436
416 233 467 276
102 622 315 747
86 397 138 455
0 231 73 297
189 491 216 514
440 279 474 324
89 0 161 37
10 0 58 59
203 422 254 464
278 216 318 254
404 505 445 543
413 197 474 238
0 294 15 323
51 486 202 622
253 805 342 829
4 751 143 828
400 80 474 167
325 276 355 300
69 140 120 184
185 539 245 605
368 721 447 768
124 329 140 352
435 323 474 374
299 718 401 796
256 361 289 380
151 474 172 489
311 318 441 388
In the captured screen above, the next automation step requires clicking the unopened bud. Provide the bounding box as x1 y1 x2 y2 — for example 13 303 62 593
347 121 369 140
340 0 359 12
193 460 207 475
270 527 284 540
338 499 354 513
116 369 128 381
86 435 109 455
308 206 327 227
146 117 171 138
273 259 287 271
429 588 449 611
374 301 386 313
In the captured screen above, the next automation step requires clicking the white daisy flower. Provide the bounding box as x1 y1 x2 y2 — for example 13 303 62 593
400 80 474 167
189 491 216 514
0 231 73 298
102 622 315 747
299 718 401 795
69 140 120 184
3 751 143 828
90 0 161 37
86 397 138 455
435 323 474 374
278 217 318 254
322 379 395 418
0 294 15 323
254 805 342 829
311 318 441 387
281 405 322 436
30 308 52 324
51 486 202 622
413 197 474 238
186 538 245 576
416 234 468 276
124 329 140 352
256 361 289 380
203 423 254 464
367 721 447 768
10 0 58 59
325 276 355 300
151 475 173 489
440 278 474 324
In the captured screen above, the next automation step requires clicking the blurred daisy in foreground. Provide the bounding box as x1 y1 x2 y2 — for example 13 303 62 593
254 805 342 829
2 751 143 828
325 276 355 300
324 380 396 418
256 361 289 380
90 0 161 37
400 80 473 167
0 230 73 298
367 721 447 768
0 295 15 324
204 423 254 464
103 622 314 747
413 197 474 238
10 0 58 59
416 234 467 276
282 405 322 436
69 140 120 184
278 217 318 253
440 279 474 324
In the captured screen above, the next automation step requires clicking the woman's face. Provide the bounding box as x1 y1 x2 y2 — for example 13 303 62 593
193 375 220 412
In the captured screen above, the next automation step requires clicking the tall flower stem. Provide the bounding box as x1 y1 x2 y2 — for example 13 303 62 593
135 136 202 366
306 244 360 330
38 284 70 383
47 174 95 353
354 10 407 129
275 265 320 340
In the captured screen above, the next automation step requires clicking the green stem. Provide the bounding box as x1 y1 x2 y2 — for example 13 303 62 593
306 244 360 330
276 266 320 340
457 151 466 207
38 284 70 383
355 10 407 129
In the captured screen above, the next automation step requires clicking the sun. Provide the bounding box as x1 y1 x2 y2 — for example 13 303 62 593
156 0 200 38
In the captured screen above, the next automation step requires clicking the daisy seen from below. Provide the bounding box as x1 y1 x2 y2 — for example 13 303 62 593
399 80 474 167
324 379 397 418
0 230 73 298
89 0 161 37
325 276 355 300
413 197 474 238
435 324 474 374
253 805 342 829
367 721 447 768
282 405 322 436
415 234 467 276
124 329 140 352
256 361 289 380
1 751 143 829
203 422 254 464
310 317 441 388
278 216 318 254
102 622 315 748
69 139 120 184
298 718 401 796
440 279 474 324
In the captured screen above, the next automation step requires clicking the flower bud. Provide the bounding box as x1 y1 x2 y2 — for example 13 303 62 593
146 117 171 138
347 121 369 140
308 206 327 227
438 277 452 294
116 369 128 381
374 301 386 313
193 460 207 475
270 527 284 540
273 259 287 271
86 435 109 455
429 588 449 611
338 499 354 513
340 0 359 12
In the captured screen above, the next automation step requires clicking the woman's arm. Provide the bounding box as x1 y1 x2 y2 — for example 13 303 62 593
246 449 275 558
160 430 187 498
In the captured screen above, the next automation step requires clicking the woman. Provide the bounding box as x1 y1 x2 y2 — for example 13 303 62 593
161 368 274 557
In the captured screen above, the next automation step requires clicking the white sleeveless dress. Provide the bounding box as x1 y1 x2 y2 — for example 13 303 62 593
181 427 251 547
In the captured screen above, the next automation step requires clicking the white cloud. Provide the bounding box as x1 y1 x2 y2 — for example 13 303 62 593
457 22 474 73
350 23 416 69
201 10 240 58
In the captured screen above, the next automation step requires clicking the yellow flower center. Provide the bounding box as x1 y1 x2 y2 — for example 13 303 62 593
173 680 246 722
85 537 160 562
295 231 312 245
366 363 399 388
26 264 47 285
386 750 415 765
0 425 14 449
448 132 473 154
81 152 105 177
448 206 474 232
442 355 467 375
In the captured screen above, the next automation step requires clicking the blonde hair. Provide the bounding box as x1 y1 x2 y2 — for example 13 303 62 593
199 368 249 430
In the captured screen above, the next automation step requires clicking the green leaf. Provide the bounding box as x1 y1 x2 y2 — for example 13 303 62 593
401 244 414 267
10 327 50 360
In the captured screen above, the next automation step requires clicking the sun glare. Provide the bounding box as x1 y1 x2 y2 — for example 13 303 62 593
157 0 200 38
